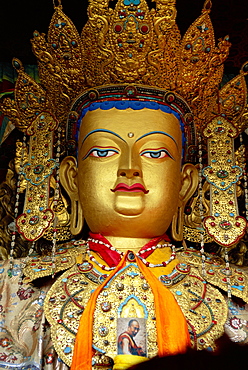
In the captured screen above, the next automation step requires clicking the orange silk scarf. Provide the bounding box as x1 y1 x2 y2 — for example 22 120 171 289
70 252 190 370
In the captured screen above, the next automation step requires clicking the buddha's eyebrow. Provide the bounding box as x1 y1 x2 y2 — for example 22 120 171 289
81 129 126 145
135 131 178 148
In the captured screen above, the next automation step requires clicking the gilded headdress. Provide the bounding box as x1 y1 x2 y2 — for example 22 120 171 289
1 0 248 255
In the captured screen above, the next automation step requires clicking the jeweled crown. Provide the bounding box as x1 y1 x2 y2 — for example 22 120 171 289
0 0 248 248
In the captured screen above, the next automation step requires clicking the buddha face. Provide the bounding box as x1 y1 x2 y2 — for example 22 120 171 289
61 107 197 239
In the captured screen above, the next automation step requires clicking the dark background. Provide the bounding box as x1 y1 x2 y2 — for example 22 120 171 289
0 0 248 72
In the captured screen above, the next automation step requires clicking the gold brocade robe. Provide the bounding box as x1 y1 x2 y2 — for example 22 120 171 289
0 243 248 369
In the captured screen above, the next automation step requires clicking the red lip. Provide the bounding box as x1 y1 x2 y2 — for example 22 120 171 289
111 183 149 194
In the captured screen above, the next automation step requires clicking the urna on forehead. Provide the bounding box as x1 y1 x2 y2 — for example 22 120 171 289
66 85 196 162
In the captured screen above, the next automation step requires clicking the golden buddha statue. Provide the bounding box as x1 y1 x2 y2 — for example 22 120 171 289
0 0 248 369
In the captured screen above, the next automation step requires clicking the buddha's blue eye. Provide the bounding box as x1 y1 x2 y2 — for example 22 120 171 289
140 149 173 159
83 147 119 160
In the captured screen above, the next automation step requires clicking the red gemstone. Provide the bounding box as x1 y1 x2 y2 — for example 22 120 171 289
162 261 167 266
229 201 233 205
21 220 26 224
212 320 217 324
167 95 174 102
117 38 122 43
238 277 244 281
222 278 227 282
215 201 219 204
145 262 150 267
141 25 148 33
228 129 233 133
43 216 47 220
227 150 231 154
115 25 122 33
236 222 241 227
210 222 215 227
207 129 211 133
57 319 63 324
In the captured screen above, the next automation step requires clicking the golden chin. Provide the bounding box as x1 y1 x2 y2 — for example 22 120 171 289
113 192 145 216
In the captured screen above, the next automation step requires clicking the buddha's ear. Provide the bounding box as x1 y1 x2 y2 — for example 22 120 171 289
60 156 78 196
60 156 83 235
171 163 198 241
179 163 198 206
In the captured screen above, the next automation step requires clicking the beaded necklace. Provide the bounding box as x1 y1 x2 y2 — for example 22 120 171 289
86 237 176 271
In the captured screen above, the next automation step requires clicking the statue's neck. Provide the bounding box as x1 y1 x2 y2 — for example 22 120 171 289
100 235 163 254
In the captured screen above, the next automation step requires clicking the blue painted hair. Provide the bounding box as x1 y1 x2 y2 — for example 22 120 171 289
76 100 186 154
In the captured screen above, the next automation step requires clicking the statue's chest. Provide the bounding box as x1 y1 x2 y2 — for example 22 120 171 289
44 260 228 367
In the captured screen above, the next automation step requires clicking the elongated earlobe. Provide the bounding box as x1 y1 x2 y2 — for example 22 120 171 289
60 156 84 235
171 163 198 241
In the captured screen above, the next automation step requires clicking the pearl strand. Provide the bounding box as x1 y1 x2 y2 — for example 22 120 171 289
198 133 206 276
137 244 176 267
240 133 248 220
51 127 61 278
8 135 26 277
86 239 176 270
224 247 232 300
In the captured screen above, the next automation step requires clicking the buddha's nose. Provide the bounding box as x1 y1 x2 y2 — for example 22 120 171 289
117 168 141 178
117 149 143 178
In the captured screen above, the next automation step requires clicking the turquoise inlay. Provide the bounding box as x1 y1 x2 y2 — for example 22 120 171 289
127 271 139 278
92 344 106 354
229 213 234 217
64 347 71 354
105 263 138 288
33 268 46 272
202 165 243 191
214 213 219 217
231 285 244 291
118 294 148 318
176 291 182 296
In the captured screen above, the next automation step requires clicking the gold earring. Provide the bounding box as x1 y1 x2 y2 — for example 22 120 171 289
70 198 84 235
171 205 184 241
